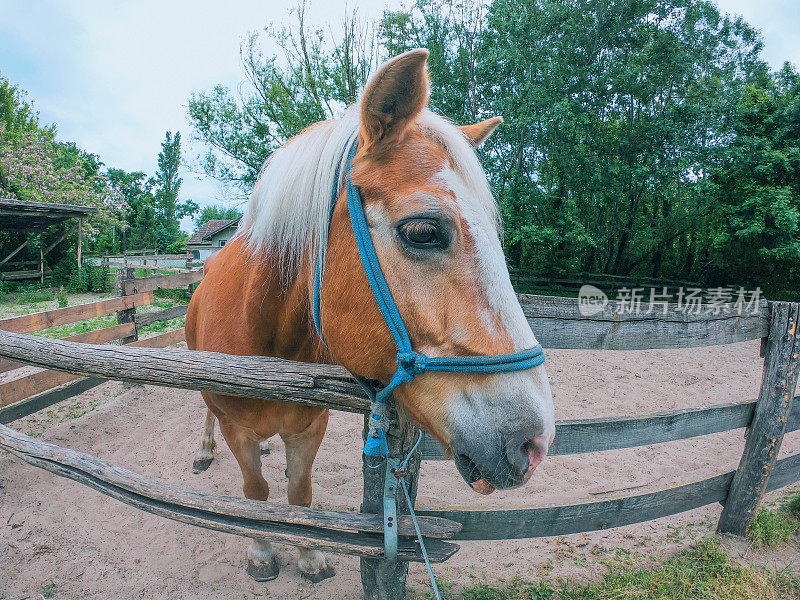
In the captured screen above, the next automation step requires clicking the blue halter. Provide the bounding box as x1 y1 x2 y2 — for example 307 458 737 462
313 141 545 458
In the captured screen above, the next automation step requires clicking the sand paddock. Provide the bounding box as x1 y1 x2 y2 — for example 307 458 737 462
2 339 799 599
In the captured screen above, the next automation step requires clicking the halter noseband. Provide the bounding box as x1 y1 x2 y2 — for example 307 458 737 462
313 141 545 458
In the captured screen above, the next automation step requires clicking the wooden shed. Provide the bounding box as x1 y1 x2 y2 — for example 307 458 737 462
0 198 97 282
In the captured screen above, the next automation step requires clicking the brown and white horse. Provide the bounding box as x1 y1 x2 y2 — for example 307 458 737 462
185 49 555 582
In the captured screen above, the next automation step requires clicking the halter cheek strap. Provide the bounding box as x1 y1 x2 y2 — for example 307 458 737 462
313 141 546 458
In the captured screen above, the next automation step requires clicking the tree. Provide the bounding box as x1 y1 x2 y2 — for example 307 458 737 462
108 168 158 251
0 73 48 137
188 4 380 190
153 131 197 251
474 0 763 280
188 0 800 298
709 64 800 294
195 204 243 229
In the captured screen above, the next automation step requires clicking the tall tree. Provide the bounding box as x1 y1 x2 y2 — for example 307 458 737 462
709 63 800 294
475 0 763 279
153 131 197 251
108 168 158 252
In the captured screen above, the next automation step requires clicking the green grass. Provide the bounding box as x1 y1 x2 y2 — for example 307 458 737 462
31 313 119 339
139 315 186 334
18 288 55 304
418 538 800 600
40 580 57 598
154 287 192 302
748 491 800 548
0 285 55 306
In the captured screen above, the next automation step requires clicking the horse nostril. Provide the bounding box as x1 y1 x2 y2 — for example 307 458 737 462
525 436 549 473
503 436 533 474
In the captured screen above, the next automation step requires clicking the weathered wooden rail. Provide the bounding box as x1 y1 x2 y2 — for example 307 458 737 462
0 423 459 561
1 270 798 600
0 268 200 414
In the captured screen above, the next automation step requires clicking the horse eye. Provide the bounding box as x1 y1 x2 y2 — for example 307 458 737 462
398 220 441 249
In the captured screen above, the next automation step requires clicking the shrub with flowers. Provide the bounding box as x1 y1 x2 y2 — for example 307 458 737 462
0 126 127 240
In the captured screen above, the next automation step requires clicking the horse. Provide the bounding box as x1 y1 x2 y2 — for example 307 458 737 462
185 48 555 583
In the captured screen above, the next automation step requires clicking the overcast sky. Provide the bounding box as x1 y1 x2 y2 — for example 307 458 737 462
1 0 799 231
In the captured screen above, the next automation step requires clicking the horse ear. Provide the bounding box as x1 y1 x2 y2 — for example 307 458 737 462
459 117 504 148
360 48 430 153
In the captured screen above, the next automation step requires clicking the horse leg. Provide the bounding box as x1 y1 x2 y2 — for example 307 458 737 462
282 411 334 583
192 408 217 473
218 418 280 582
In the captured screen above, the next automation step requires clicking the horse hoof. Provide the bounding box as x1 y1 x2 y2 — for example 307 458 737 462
259 440 271 455
247 557 280 582
192 456 213 473
301 564 335 583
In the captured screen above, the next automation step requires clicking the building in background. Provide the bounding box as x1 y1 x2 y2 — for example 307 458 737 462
186 218 241 263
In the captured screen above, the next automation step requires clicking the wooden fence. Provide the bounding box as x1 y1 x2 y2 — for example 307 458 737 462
508 268 704 295
84 249 201 273
0 268 799 600
0 268 198 420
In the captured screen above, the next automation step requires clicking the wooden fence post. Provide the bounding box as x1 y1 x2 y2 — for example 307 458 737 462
718 301 800 535
115 267 138 345
77 218 83 272
185 254 194 298
361 412 422 600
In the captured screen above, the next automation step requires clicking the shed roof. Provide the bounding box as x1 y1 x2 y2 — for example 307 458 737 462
0 198 97 230
187 218 240 245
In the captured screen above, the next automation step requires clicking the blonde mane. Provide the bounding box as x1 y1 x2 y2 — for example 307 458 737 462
239 105 499 282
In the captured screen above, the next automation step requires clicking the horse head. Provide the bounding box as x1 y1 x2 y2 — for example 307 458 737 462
319 50 555 494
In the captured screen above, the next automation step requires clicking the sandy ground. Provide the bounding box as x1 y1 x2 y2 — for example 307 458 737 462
1 340 799 599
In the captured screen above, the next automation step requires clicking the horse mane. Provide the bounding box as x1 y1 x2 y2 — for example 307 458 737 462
239 105 499 285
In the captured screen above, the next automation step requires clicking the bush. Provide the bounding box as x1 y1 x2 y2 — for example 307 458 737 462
89 265 110 292
67 266 110 294
165 239 187 254
57 287 68 308
67 268 88 293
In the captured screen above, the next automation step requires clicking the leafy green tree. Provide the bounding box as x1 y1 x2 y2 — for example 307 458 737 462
473 0 764 280
153 131 197 251
188 0 800 297
195 204 243 229
188 5 380 189
0 72 49 137
108 168 158 251
709 64 800 294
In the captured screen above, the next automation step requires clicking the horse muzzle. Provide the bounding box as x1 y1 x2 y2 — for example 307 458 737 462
442 365 555 493
451 428 553 493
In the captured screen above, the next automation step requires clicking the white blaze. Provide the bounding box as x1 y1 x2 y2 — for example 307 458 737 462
434 166 538 350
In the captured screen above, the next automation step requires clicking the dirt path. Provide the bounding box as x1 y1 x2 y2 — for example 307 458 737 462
1 340 798 599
